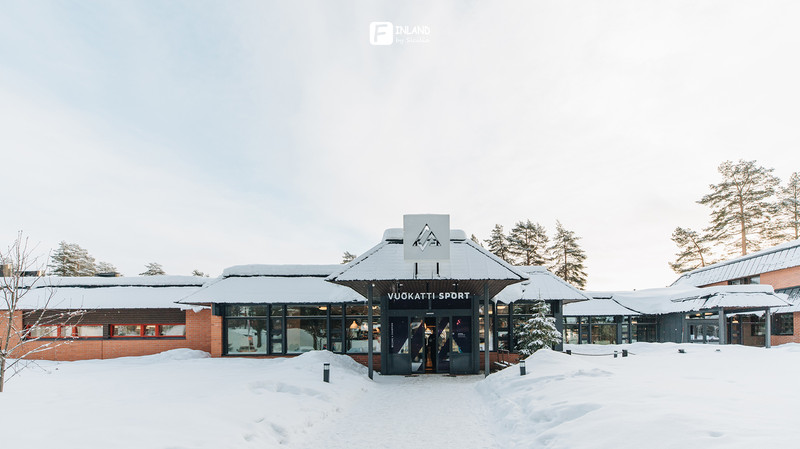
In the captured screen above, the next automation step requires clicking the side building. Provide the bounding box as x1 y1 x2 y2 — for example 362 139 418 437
5 276 210 361
672 239 800 346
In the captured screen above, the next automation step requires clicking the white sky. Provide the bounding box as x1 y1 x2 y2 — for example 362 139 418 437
1 1 799 290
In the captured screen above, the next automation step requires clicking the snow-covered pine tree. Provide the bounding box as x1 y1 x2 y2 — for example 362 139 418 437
484 224 512 262
341 251 356 264
470 234 482 246
48 241 96 276
517 300 562 357
548 221 588 288
507 220 549 266
669 227 713 274
778 172 800 241
94 261 118 275
191 269 208 277
140 262 166 276
699 160 780 256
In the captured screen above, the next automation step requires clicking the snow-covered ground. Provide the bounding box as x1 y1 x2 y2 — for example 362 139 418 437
1 344 798 448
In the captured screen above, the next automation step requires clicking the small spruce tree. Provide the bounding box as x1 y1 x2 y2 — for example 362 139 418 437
191 269 208 277
140 262 166 276
517 300 562 357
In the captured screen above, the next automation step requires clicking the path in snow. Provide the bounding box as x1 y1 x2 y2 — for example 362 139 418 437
292 374 497 449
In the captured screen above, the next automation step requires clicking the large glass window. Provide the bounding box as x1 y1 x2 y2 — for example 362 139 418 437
773 313 794 336
286 318 327 353
76 325 103 338
226 305 268 317
496 303 510 350
590 323 617 344
564 317 579 344
112 325 142 337
159 324 186 337
287 306 327 317
345 317 380 353
226 319 268 354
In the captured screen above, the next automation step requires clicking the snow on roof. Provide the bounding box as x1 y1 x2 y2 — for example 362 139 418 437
222 264 341 278
16 276 205 310
327 230 528 282
587 285 789 315
180 267 365 304
672 239 800 287
775 287 800 313
494 266 592 304
563 297 640 316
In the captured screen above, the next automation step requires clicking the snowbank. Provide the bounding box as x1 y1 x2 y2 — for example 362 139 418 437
479 343 800 448
0 350 373 448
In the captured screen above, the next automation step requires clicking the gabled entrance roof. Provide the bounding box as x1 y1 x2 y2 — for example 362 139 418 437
326 229 528 298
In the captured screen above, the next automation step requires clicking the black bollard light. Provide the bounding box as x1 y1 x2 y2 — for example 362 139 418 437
622 349 628 357
678 349 685 354
323 363 330 383
566 349 572 355
614 350 618 358
519 359 526 376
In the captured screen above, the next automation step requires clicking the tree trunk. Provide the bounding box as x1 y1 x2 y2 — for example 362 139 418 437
739 197 747 255
0 357 5 393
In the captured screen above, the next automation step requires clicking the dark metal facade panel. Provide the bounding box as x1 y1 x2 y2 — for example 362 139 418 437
22 308 186 326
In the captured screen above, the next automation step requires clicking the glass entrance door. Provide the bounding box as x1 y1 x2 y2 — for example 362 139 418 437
410 317 426 374
436 317 451 372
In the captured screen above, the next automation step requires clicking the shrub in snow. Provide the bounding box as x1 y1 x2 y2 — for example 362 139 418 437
517 300 562 357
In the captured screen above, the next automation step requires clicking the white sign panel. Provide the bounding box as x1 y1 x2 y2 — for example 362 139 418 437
403 214 450 261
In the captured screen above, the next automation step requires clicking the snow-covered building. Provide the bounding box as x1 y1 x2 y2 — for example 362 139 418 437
5 276 211 360
179 226 589 375
7 217 797 373
671 239 800 346
564 285 788 346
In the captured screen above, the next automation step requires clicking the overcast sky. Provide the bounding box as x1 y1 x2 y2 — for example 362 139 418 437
2 1 799 290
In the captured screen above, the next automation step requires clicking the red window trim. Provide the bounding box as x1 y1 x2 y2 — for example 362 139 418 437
110 324 186 338
23 324 103 340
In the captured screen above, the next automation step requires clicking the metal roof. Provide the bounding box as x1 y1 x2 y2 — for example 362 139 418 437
671 239 800 287
591 285 789 315
326 229 528 298
494 266 591 304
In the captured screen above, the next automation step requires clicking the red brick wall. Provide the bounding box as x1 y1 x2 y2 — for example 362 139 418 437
3 308 212 361
210 314 223 357
760 266 800 290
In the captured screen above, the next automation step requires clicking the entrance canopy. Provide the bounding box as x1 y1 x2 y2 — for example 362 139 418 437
326 229 528 298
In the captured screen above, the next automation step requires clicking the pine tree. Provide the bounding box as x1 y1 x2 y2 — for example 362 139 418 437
484 224 512 262
507 220 549 266
778 172 800 241
470 234 482 246
548 221 588 288
669 227 714 274
341 251 356 264
48 241 96 276
140 262 166 276
191 269 208 277
94 261 118 274
699 159 780 256
517 300 562 357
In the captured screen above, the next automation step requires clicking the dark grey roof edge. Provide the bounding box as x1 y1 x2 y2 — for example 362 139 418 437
672 239 800 286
